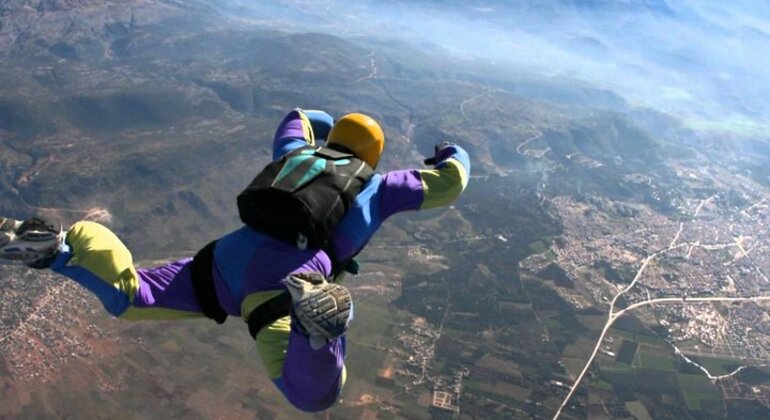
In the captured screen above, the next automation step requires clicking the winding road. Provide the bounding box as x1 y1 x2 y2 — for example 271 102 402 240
352 52 377 83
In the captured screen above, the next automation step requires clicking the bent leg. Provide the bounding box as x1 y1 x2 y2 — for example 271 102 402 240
51 221 204 320
255 314 347 412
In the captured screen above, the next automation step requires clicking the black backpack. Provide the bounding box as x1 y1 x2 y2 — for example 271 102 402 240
237 145 373 250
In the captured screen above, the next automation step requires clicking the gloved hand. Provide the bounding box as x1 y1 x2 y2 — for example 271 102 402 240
303 110 334 142
286 272 353 350
424 142 459 166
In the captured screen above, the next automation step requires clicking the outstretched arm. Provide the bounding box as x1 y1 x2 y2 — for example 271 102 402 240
331 143 472 261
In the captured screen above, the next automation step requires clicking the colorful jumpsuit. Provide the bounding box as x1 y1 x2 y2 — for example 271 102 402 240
49 109 471 411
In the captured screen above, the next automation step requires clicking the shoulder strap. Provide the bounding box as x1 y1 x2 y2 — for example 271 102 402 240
314 146 354 160
190 240 228 324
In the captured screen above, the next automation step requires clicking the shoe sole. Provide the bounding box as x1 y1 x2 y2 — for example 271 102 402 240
294 283 352 339
0 218 62 265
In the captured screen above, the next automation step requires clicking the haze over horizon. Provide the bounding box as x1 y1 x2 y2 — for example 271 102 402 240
215 0 770 139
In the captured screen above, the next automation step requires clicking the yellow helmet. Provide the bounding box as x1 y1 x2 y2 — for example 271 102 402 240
327 113 385 168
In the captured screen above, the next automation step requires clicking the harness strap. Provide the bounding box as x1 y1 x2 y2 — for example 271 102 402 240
247 291 291 339
323 244 360 279
190 240 358 337
190 240 228 324
190 239 290 335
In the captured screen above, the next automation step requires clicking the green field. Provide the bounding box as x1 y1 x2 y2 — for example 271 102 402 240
613 329 668 347
626 401 652 420
528 240 548 254
639 352 676 371
690 356 739 376
678 373 721 412
563 356 590 378
349 302 396 344
466 378 531 403
684 392 702 410
599 358 636 373
346 342 388 380
438 113 466 127
678 373 719 393
545 318 563 330
591 379 613 391
476 355 522 378
576 314 607 330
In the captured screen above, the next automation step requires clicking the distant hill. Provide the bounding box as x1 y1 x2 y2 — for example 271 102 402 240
0 0 106 15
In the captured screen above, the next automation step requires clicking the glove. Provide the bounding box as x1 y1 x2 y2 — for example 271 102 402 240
286 272 353 350
303 110 334 142
423 142 458 166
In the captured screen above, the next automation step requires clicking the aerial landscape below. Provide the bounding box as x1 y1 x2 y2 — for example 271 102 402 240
1 1 769 419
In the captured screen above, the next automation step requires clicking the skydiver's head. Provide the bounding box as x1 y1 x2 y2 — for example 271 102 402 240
327 113 385 168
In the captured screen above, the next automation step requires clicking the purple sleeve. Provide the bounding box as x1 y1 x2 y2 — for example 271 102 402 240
273 109 311 161
280 329 346 411
379 169 425 219
330 170 425 261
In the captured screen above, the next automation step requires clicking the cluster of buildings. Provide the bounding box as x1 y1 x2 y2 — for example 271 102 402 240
521 196 671 275
662 304 724 347
0 268 105 382
386 317 466 416
521 190 770 367
395 317 439 386
431 371 466 418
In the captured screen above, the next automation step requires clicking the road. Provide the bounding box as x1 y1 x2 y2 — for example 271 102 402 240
554 294 770 419
515 126 544 155
352 51 377 83
552 195 770 419
459 87 495 120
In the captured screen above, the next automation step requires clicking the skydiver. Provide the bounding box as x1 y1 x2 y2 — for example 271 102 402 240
0 108 471 411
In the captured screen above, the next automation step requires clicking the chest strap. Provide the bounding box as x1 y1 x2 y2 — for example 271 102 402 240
190 240 228 324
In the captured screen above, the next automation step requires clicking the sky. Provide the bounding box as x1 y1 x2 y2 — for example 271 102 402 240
218 0 770 138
